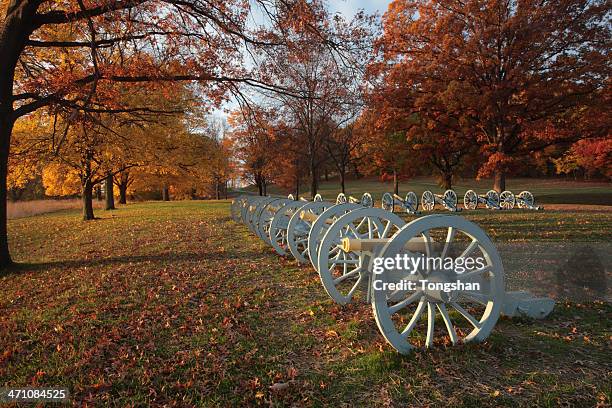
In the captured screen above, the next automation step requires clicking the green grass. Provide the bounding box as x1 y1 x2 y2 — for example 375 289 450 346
1 201 611 406
246 176 612 205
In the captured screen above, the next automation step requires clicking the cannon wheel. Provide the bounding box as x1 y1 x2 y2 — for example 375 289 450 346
485 190 500 209
246 197 274 232
313 193 323 202
382 192 395 212
405 192 418 212
463 190 478 210
257 199 291 244
230 197 242 221
421 191 435 211
371 215 505 354
286 201 332 263
307 203 361 270
250 197 279 235
336 193 347 204
317 208 406 305
517 191 534 208
361 192 374 208
499 191 515 210
442 189 457 210
269 200 310 256
239 196 257 224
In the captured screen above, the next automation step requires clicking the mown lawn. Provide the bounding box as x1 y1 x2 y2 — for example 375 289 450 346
1 201 611 407
251 176 612 206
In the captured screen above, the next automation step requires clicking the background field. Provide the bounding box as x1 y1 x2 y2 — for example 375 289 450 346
247 176 612 206
1 199 610 406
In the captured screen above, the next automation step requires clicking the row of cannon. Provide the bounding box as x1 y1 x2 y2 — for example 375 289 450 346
383 189 541 214
230 194 554 354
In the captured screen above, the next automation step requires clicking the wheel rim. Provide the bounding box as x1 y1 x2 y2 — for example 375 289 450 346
361 193 373 207
405 192 418 212
443 190 457 210
518 191 534 208
371 215 504 354
257 199 291 244
485 190 499 209
307 203 361 270
286 201 332 263
382 193 394 212
463 190 478 210
269 201 309 256
422 191 435 211
317 208 405 305
499 191 515 210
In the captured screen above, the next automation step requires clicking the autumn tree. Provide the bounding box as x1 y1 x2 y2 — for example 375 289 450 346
0 0 330 267
325 122 364 194
253 0 374 196
375 0 611 191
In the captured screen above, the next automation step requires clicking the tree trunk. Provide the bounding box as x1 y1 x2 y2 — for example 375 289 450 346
105 173 115 210
443 172 452 190
82 180 95 220
0 115 13 268
340 169 346 194
310 152 318 197
263 180 267 196
162 185 170 201
95 185 102 200
493 170 506 192
393 169 399 195
324 168 329 181
118 183 127 204
0 0 38 269
215 179 220 200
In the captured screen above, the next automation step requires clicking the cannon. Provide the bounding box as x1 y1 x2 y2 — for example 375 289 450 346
316 211 554 353
336 192 374 207
231 194 554 355
421 189 460 212
516 190 542 210
463 189 500 210
381 192 419 214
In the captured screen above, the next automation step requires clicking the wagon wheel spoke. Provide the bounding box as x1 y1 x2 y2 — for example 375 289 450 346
426 302 435 347
345 274 364 301
450 302 482 329
381 219 394 238
441 226 456 259
333 268 360 284
388 290 422 314
458 239 478 260
458 265 492 281
400 297 426 339
437 303 458 345
422 230 433 272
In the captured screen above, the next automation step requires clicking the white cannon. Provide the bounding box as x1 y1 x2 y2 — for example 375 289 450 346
336 192 374 207
231 194 554 355
463 189 501 210
381 192 419 214
315 210 554 353
516 190 542 210
421 189 460 212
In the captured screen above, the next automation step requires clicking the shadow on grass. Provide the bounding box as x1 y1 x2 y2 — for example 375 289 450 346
0 249 266 276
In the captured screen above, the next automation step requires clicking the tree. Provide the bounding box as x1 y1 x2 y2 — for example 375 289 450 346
376 0 611 191
325 123 363 193
0 0 318 268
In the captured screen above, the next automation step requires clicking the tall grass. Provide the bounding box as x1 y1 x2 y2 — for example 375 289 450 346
7 199 103 219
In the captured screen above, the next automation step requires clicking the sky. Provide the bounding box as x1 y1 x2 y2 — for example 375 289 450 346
211 0 394 120
327 0 393 19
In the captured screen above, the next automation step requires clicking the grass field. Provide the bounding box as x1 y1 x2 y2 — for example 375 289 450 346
248 176 612 206
1 201 611 406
